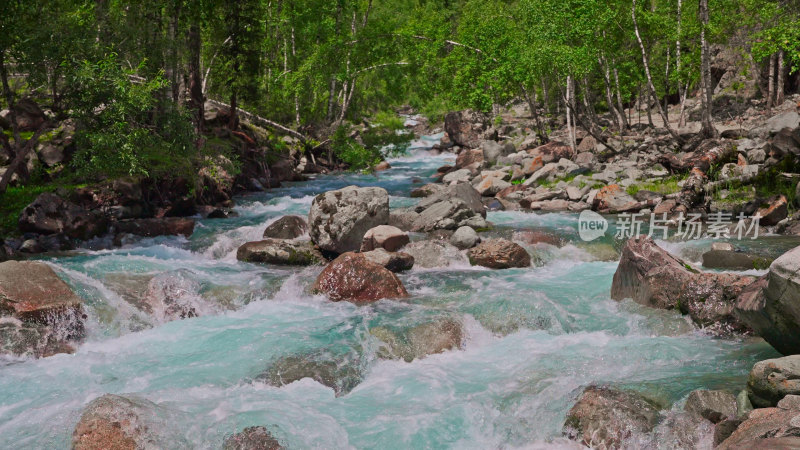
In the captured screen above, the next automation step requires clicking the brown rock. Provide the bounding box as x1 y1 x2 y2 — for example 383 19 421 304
563 386 660 449
263 215 307 239
467 238 531 269
455 148 484 169
757 195 789 226
115 217 195 238
527 141 572 163
0 260 83 328
313 253 409 302
374 161 391 171
611 235 753 331
72 394 172 450
593 185 639 212
717 407 800 450
236 239 322 266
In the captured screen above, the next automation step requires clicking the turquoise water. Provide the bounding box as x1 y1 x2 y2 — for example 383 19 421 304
0 134 782 448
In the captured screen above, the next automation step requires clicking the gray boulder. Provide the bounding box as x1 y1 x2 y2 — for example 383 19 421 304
360 225 409 252
18 192 108 240
450 226 479 249
402 240 467 268
735 245 800 354
308 186 389 254
223 426 283 450
747 356 800 407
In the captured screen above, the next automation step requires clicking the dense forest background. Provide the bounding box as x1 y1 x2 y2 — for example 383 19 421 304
0 0 798 200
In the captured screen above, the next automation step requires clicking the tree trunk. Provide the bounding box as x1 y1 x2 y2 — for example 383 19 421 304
767 52 776 113
188 21 204 131
698 0 717 138
776 49 786 106
676 0 686 127
521 84 548 143
613 66 628 129
229 91 237 129
632 0 682 142
0 126 49 194
565 76 576 153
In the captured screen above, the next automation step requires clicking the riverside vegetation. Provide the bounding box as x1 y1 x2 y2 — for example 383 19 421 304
3 0 800 448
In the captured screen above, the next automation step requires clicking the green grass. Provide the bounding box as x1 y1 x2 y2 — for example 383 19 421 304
626 175 686 196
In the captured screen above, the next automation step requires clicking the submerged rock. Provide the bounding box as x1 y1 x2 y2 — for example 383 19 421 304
611 235 753 332
312 253 408 302
0 318 75 358
371 318 463 362
259 353 362 396
361 248 414 272
262 215 307 239
360 225 409 252
702 249 765 270
747 355 800 407
236 239 322 266
402 240 466 268
735 245 800 354
72 394 187 450
142 270 201 322
563 386 660 449
467 238 531 269
223 426 283 450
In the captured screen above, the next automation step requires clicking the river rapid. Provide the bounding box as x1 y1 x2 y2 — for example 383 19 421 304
0 134 786 449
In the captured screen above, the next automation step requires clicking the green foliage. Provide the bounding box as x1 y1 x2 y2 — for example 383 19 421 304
66 54 197 180
330 124 382 171
626 175 686 196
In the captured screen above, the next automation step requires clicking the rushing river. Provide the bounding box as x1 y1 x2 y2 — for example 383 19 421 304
0 134 785 448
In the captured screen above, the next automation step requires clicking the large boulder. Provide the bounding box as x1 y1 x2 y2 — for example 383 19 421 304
360 225 409 252
747 356 800 408
0 260 83 336
454 149 484 170
717 401 800 450
262 215 307 239
72 394 185 450
223 426 283 450
684 390 738 424
402 240 467 268
611 235 754 331
735 245 800 354
18 193 109 240
467 238 531 269
408 183 488 232
10 98 45 131
236 239 322 266
563 386 660 449
312 253 408 302
444 110 488 148
308 186 389 254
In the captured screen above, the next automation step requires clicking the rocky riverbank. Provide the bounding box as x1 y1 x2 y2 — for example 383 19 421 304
4 95 800 447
